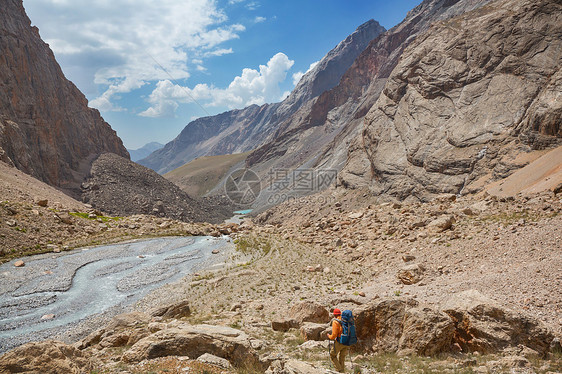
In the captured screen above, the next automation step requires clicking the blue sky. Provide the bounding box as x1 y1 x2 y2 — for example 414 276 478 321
23 0 421 150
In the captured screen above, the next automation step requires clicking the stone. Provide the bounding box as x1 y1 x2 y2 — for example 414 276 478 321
271 319 299 332
41 314 55 320
441 290 555 356
289 301 330 324
14 260 24 267
197 353 232 369
151 300 191 319
427 216 455 233
300 322 329 341
265 359 325 374
122 324 262 369
36 199 48 207
397 263 425 285
0 340 93 373
402 255 416 262
6 220 17 227
398 307 455 356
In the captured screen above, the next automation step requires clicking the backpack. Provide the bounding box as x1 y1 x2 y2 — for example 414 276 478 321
335 310 357 346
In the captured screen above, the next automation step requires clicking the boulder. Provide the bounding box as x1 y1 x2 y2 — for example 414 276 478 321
427 215 455 233
150 300 191 319
271 319 299 332
14 260 25 267
289 301 330 324
122 323 262 369
441 290 555 356
36 199 48 207
299 322 330 341
78 311 152 349
197 353 232 369
398 307 455 356
266 359 325 374
0 340 93 374
397 263 425 285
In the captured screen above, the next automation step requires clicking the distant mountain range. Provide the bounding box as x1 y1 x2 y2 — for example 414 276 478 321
129 142 164 162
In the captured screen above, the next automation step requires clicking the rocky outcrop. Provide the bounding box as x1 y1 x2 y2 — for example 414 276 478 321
340 0 562 199
139 21 386 174
0 340 94 374
81 153 232 223
121 323 262 369
352 291 556 357
442 290 555 357
0 0 128 196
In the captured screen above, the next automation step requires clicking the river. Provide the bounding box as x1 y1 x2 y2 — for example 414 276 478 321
0 236 232 353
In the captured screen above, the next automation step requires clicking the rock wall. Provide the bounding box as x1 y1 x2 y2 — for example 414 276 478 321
0 0 129 196
340 0 562 200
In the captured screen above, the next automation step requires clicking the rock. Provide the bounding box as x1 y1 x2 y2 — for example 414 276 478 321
36 199 48 207
41 314 55 320
358 291 366 297
397 263 425 285
231 303 242 312
265 359 325 374
441 290 555 356
348 211 364 219
289 301 330 324
212 249 220 254
427 216 455 233
398 307 455 356
6 220 17 227
78 312 152 349
150 300 191 319
402 255 416 262
122 324 262 369
271 319 299 332
197 353 232 369
300 322 329 341
14 260 24 267
0 340 93 373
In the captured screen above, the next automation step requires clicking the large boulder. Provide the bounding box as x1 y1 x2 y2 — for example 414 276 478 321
441 290 555 356
355 298 455 355
397 263 425 285
289 301 330 324
0 340 93 374
299 322 330 341
122 323 262 369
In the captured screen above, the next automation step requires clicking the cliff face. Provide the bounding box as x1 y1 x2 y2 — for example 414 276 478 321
246 0 561 206
340 0 562 199
0 0 129 195
139 20 386 174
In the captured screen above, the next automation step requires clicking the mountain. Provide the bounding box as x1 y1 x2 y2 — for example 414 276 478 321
244 0 561 205
138 20 386 174
0 0 129 197
128 142 164 162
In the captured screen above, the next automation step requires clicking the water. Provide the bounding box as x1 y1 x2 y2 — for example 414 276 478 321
0 236 230 352
233 209 253 215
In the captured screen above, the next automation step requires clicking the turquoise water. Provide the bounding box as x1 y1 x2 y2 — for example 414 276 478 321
233 209 252 214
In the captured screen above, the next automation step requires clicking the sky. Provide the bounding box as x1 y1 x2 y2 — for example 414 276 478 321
22 0 421 150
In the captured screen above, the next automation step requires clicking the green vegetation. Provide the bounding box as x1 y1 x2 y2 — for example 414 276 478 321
234 235 273 256
69 212 121 222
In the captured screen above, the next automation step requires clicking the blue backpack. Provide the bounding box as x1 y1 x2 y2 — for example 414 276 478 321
336 310 357 346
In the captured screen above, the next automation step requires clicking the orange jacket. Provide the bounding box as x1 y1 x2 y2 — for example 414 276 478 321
328 317 342 340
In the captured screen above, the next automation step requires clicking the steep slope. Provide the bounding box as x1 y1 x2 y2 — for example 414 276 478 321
340 0 562 200
139 20 386 174
129 142 164 162
81 153 233 223
0 0 129 196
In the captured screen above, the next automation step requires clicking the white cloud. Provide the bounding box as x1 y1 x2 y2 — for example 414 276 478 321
23 0 246 110
140 53 294 117
254 16 266 23
292 60 320 86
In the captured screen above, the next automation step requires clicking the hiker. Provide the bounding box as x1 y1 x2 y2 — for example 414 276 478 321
327 308 349 372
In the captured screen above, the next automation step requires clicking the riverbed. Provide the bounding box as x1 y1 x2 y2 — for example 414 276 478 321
0 236 232 353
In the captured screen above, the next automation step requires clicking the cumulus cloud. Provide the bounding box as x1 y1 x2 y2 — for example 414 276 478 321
292 60 320 86
140 53 294 117
24 0 245 110
254 16 266 23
